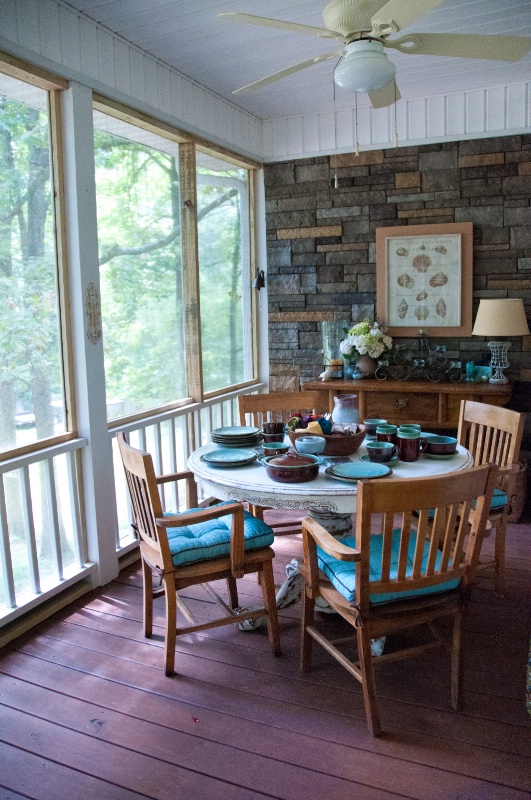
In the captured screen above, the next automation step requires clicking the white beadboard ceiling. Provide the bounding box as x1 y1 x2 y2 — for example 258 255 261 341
61 0 531 121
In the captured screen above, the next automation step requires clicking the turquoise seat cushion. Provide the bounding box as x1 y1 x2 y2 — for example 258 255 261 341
317 530 460 605
165 503 274 567
420 487 508 521
477 487 507 510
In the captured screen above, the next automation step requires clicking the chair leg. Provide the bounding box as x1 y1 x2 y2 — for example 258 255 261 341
451 609 465 711
260 560 281 656
226 576 239 608
300 585 315 672
356 625 381 737
163 574 177 676
141 557 153 639
494 519 506 594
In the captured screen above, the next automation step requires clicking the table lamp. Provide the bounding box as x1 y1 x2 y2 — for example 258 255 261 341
471 298 530 384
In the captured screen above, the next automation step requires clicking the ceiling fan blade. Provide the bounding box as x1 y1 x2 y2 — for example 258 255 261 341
371 0 445 35
368 81 401 109
232 51 343 95
385 32 531 62
218 13 340 40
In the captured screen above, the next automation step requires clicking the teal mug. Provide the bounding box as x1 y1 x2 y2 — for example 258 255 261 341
366 441 397 463
376 423 398 445
397 430 428 462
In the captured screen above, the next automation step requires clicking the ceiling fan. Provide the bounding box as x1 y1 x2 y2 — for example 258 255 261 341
219 0 531 108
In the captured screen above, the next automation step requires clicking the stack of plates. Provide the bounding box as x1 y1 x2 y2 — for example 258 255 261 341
211 425 263 448
325 461 392 483
200 448 258 468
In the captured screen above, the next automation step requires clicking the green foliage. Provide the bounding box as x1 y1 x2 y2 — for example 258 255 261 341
0 96 63 447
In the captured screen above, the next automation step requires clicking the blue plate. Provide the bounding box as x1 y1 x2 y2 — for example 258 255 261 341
360 454 399 465
325 462 392 482
201 448 258 467
423 452 457 460
212 426 260 436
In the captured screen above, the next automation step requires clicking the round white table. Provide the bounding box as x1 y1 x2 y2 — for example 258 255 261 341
188 439 474 625
188 439 473 534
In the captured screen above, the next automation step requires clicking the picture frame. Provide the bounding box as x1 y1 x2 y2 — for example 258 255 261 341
376 222 473 337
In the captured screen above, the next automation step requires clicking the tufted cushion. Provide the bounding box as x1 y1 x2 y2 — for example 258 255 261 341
165 503 274 567
420 487 508 521
476 487 508 511
317 530 460 605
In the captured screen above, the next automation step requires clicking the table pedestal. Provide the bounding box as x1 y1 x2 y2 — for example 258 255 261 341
307 508 353 539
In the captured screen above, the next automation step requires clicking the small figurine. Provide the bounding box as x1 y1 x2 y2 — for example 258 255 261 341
465 361 477 381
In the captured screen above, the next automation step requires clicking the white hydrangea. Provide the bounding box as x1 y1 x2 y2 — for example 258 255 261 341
339 320 393 360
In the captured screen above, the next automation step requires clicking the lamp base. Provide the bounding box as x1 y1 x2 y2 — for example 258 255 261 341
487 341 511 385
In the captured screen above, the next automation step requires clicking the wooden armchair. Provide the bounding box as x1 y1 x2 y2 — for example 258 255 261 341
238 390 324 428
457 400 525 592
117 433 281 675
238 391 325 535
300 463 498 736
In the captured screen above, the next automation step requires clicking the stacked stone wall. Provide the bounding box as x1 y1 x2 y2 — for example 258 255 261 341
265 136 531 404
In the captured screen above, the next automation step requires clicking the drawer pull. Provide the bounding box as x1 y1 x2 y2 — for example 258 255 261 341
394 398 409 409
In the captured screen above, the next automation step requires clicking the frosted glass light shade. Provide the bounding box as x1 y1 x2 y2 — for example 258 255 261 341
472 299 530 337
334 40 396 93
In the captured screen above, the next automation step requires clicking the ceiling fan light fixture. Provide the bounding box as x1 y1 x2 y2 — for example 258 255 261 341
334 39 396 93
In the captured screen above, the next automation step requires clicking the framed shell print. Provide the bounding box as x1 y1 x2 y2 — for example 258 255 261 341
376 222 473 337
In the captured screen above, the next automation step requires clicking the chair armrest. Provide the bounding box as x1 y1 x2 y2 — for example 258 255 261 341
156 470 196 484
496 462 519 492
302 516 360 562
155 470 198 507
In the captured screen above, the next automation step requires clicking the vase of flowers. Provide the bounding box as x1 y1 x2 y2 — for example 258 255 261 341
339 320 392 378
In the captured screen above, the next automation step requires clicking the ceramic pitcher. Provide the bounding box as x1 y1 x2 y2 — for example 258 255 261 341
332 394 359 425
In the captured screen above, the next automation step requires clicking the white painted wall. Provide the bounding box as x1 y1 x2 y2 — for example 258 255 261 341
1 0 529 164
262 83 531 162
0 0 264 162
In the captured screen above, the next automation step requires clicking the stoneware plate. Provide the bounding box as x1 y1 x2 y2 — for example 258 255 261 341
360 454 399 465
201 448 258 467
212 426 260 437
423 452 458 460
325 462 392 482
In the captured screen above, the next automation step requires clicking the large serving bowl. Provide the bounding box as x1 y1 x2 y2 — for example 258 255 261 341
288 425 366 456
259 452 320 483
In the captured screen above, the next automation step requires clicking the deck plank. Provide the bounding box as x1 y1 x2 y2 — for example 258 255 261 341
0 518 529 800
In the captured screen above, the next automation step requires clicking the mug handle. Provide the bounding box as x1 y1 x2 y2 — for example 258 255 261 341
419 437 428 453
391 444 398 458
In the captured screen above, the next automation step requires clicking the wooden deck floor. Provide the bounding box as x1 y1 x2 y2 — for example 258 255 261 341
1 513 530 800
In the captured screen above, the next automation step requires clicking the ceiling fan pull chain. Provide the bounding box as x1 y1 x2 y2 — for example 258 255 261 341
355 93 359 156
394 83 398 149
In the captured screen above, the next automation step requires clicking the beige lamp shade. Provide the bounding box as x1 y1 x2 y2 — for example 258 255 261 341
472 299 530 337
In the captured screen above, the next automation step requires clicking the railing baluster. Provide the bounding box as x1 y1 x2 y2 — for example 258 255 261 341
0 475 16 609
20 465 40 595
168 419 178 511
44 457 63 580
68 449 85 568
138 427 147 451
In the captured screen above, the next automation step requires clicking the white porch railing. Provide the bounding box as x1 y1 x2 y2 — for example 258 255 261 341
109 386 263 550
0 385 263 628
0 437 91 625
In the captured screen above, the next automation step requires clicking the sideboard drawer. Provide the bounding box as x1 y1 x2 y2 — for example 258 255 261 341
365 391 439 422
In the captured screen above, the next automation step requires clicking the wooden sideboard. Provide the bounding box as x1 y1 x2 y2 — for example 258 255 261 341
302 379 512 430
